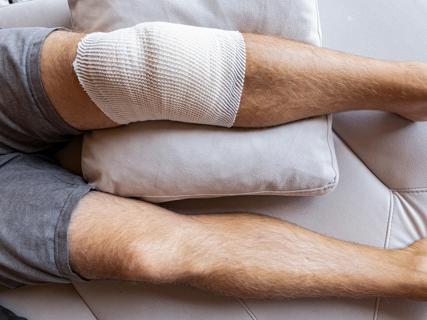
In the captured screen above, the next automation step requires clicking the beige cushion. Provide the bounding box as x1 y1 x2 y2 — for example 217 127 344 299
83 117 338 202
68 0 322 45
70 0 338 202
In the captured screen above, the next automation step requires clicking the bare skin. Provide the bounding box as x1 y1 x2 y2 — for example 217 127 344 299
70 192 427 299
40 30 427 299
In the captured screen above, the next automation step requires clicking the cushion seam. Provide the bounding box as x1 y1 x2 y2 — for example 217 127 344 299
237 299 257 320
391 188 427 193
373 189 395 320
315 0 323 46
333 128 391 191
70 284 100 320
326 113 339 187
384 190 395 249
138 183 338 200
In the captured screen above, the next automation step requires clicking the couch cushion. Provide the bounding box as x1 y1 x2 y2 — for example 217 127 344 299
0 285 96 320
69 0 322 45
82 117 338 203
0 0 71 28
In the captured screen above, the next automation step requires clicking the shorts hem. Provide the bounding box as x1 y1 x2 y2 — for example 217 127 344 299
27 27 82 137
54 183 93 283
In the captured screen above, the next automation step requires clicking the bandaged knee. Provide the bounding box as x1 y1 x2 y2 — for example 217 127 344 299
73 22 246 127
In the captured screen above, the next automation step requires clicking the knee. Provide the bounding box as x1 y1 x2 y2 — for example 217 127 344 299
73 22 247 127
69 191 200 283
125 217 200 284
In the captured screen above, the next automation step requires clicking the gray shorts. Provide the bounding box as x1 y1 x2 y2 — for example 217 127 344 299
0 27 92 288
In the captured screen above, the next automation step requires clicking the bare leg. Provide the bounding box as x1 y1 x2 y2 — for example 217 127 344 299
237 34 427 126
69 191 427 299
41 31 115 130
45 29 427 299
41 31 427 130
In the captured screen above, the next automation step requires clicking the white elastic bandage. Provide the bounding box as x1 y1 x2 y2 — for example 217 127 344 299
73 22 246 127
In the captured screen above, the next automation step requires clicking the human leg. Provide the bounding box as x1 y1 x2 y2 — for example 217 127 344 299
236 33 427 126
2 27 427 298
2 154 422 300
69 191 427 299
40 24 427 131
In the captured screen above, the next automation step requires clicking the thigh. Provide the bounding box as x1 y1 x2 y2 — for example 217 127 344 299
0 152 92 288
0 27 81 155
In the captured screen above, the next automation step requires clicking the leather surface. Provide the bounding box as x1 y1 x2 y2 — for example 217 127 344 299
0 0 70 28
334 111 427 190
1 0 427 319
73 281 253 320
0 285 96 320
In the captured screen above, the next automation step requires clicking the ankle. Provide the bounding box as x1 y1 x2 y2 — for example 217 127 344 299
389 248 427 299
389 61 427 109
348 60 427 114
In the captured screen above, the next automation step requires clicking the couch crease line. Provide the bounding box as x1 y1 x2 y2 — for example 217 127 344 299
237 299 257 320
71 283 100 320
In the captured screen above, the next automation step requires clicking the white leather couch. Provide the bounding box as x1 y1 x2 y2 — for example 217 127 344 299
1 0 427 319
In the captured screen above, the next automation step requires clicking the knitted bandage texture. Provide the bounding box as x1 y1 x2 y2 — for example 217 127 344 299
73 22 246 127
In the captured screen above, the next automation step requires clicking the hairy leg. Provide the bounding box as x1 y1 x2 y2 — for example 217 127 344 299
41 31 115 130
70 191 427 299
41 30 427 131
237 34 427 126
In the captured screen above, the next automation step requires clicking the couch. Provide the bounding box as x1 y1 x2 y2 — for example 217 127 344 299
1 0 427 319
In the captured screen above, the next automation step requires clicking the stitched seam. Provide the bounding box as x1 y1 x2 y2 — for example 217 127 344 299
391 188 427 194
27 29 76 136
333 130 392 320
326 114 339 187
384 190 395 249
237 299 257 320
315 0 323 46
139 182 338 200
373 299 380 320
53 184 92 282
374 190 395 320
333 129 427 193
332 129 391 191
53 190 76 277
